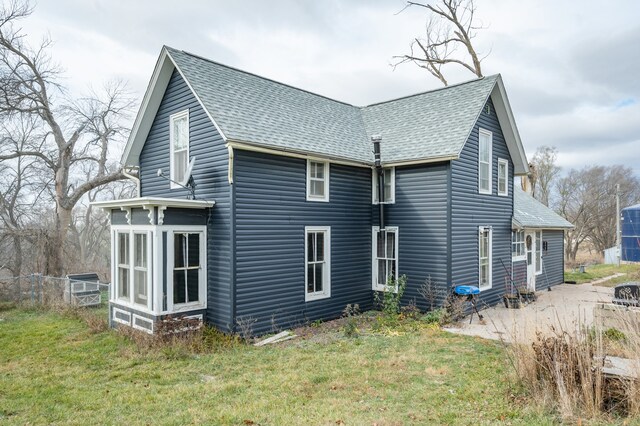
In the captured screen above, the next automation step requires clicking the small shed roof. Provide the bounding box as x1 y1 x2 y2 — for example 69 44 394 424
513 186 574 229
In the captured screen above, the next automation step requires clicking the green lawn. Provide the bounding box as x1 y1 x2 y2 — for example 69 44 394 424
564 263 640 286
0 307 556 425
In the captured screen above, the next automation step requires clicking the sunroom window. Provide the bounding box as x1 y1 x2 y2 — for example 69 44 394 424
117 232 130 299
170 110 189 187
173 232 202 305
133 233 148 306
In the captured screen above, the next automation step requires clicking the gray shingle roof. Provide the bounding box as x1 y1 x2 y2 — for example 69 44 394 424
513 186 574 229
166 47 498 165
361 76 497 163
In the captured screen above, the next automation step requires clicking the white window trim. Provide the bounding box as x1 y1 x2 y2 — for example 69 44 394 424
535 231 543 275
304 226 331 302
478 226 492 291
371 226 399 292
167 226 208 312
116 231 130 303
169 110 189 189
306 160 330 202
498 158 509 197
478 128 493 195
372 167 396 204
133 231 150 307
112 225 155 313
512 230 526 262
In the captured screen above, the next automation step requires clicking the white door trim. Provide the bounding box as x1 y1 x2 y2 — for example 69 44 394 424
525 230 536 291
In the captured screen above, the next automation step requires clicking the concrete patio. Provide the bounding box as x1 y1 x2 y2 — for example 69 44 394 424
445 282 616 342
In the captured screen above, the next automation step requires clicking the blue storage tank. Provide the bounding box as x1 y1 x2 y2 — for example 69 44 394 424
621 204 640 262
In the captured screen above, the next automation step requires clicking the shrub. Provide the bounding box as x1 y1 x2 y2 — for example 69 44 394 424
418 275 447 311
421 308 445 325
374 274 408 317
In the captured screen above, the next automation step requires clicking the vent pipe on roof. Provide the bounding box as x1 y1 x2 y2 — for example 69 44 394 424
372 135 385 231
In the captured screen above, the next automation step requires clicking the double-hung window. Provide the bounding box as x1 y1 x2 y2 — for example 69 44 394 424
372 226 398 291
535 231 542 275
117 232 130 300
512 230 525 260
372 167 395 204
173 232 203 306
307 160 329 202
133 233 148 306
305 226 331 301
479 226 492 290
170 110 189 187
498 158 509 196
478 129 492 194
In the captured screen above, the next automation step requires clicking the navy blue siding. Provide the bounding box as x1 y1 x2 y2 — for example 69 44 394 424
536 230 565 289
512 260 527 289
233 150 372 335
374 163 450 309
138 70 232 331
451 97 514 306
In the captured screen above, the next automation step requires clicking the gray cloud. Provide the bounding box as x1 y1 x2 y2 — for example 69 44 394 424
20 0 640 176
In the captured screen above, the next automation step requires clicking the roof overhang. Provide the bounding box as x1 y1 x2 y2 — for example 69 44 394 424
489 76 529 176
91 197 214 211
512 218 574 230
120 47 227 167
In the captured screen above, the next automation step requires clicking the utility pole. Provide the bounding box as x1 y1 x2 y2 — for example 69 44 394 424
616 183 621 267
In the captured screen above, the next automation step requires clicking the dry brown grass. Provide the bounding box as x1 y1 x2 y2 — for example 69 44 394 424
506 307 640 422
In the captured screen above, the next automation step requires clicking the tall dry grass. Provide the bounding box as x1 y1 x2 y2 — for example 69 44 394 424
506 305 640 421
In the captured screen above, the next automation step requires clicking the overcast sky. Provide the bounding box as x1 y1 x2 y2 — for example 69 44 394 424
22 0 640 175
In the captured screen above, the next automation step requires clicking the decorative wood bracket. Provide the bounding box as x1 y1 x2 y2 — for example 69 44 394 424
120 207 132 225
157 206 168 225
142 205 155 225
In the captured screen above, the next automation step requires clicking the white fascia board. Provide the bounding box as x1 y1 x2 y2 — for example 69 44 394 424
122 48 175 166
91 197 215 211
165 49 228 143
492 76 529 176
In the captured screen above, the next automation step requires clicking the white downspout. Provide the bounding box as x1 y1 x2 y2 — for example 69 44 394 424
123 166 141 197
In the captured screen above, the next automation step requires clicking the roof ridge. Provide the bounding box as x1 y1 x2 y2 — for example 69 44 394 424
166 46 358 108
362 74 499 108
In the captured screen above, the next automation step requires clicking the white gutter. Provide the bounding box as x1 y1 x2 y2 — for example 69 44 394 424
122 167 141 197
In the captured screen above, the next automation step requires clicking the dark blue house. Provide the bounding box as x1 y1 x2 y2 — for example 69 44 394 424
94 46 569 335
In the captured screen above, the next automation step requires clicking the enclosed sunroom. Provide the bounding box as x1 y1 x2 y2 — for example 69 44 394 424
93 197 214 333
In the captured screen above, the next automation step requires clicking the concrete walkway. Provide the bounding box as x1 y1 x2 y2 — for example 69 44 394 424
444 282 615 342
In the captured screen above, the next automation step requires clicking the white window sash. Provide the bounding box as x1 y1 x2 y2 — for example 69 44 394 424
512 230 526 261
372 167 395 204
498 158 508 196
306 160 329 202
371 226 399 291
478 129 492 194
169 110 189 189
305 226 331 301
478 227 492 290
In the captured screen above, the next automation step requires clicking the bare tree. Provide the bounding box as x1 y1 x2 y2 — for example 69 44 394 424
394 0 485 85
0 1 134 276
555 165 640 262
530 146 561 207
